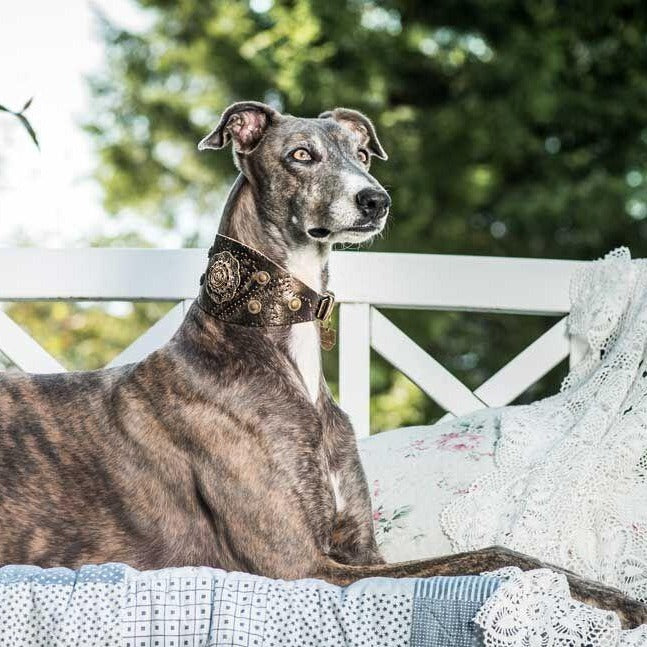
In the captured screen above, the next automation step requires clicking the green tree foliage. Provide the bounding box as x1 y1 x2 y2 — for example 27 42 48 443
83 0 647 431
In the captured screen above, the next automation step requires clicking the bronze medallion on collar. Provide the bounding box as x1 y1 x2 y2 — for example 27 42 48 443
205 251 241 303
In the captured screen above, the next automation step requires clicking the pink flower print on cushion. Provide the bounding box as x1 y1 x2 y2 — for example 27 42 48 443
404 438 431 458
435 431 484 452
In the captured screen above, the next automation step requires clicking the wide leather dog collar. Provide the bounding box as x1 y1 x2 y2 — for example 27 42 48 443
197 234 336 329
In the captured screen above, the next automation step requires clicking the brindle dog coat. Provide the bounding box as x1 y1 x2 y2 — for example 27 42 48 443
0 102 645 628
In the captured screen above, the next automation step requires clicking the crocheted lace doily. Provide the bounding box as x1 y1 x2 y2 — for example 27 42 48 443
442 248 647 601
476 568 647 646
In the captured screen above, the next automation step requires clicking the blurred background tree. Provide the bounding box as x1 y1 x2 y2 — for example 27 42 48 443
8 0 647 432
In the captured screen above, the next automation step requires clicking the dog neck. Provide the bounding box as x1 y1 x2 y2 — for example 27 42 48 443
213 174 329 404
217 174 330 280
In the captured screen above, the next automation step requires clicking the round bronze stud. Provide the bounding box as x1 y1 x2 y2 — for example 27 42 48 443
247 299 262 315
288 297 302 312
255 270 270 285
205 251 240 304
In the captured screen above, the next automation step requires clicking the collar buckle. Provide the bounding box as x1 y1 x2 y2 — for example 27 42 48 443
316 291 336 322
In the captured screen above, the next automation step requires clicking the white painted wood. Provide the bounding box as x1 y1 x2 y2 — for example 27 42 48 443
339 303 371 438
370 308 487 416
330 253 584 314
0 249 583 314
107 302 185 368
0 249 204 301
0 310 66 373
474 317 570 407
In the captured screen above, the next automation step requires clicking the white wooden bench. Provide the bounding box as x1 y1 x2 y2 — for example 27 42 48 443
0 249 586 438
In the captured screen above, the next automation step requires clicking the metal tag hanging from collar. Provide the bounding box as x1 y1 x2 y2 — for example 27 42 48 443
319 321 336 351
316 291 336 351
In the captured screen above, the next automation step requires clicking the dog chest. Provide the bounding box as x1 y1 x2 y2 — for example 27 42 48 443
286 248 325 404
329 471 346 512
288 323 321 403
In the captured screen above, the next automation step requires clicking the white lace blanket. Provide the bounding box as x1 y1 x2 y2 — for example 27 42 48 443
478 568 647 646
442 248 647 602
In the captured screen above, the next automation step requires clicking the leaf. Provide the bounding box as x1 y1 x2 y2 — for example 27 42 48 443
20 97 33 113
16 113 40 149
392 505 413 520
0 98 39 149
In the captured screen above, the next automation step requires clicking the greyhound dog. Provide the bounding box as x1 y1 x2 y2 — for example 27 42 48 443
0 101 645 627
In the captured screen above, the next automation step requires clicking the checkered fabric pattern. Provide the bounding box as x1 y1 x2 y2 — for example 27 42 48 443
122 568 268 647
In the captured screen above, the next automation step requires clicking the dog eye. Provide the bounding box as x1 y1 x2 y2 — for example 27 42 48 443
357 149 369 164
291 148 313 162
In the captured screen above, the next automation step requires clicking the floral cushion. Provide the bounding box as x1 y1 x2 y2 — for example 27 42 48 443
358 409 501 563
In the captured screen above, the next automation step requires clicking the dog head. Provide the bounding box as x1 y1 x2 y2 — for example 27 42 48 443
199 101 390 246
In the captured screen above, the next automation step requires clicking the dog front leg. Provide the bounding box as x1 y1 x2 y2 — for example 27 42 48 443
321 397 383 566
327 475 384 566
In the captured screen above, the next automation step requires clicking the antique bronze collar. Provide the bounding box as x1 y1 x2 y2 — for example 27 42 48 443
197 235 336 341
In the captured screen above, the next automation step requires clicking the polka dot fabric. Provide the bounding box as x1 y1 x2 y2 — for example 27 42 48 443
262 577 414 647
0 563 124 647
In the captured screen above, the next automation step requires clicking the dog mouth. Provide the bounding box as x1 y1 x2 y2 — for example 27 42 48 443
307 228 332 239
307 224 380 240
343 224 381 233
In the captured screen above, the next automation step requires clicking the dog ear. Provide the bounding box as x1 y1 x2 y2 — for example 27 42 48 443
318 108 388 160
198 101 280 154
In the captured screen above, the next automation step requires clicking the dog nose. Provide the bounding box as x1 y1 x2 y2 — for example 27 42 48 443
356 188 391 221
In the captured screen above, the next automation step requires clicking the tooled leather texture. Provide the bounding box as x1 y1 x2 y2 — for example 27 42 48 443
197 234 333 327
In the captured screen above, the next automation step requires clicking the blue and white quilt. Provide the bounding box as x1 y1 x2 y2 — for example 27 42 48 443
0 563 500 647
